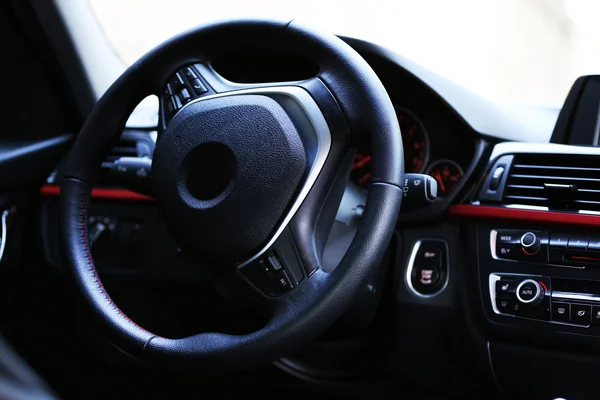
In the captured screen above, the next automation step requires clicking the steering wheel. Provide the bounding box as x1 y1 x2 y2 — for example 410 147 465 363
60 20 403 372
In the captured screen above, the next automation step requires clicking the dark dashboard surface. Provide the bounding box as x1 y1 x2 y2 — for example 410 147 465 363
7 23 589 399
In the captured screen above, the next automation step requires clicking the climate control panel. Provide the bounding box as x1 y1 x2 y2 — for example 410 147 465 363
490 273 600 327
491 274 551 321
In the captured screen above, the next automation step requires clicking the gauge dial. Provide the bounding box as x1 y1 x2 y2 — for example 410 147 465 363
351 108 429 187
398 108 429 174
426 159 464 196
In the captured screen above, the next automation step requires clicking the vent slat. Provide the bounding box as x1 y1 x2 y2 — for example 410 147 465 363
506 184 544 190
101 139 138 170
513 164 600 173
510 174 600 183
499 154 600 213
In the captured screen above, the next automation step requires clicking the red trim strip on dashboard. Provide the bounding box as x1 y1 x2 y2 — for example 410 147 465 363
446 204 600 227
41 184 155 202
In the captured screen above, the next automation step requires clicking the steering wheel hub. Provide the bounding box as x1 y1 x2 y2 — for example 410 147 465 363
153 94 308 264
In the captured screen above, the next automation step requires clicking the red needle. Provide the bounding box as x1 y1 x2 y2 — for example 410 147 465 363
352 155 371 169
358 172 372 184
434 170 446 193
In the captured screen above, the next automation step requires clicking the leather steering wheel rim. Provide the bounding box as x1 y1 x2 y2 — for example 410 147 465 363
60 19 403 372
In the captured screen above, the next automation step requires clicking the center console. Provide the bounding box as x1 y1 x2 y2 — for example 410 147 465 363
477 224 600 335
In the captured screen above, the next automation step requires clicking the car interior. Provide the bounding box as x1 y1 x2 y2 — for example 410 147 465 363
2 1 600 399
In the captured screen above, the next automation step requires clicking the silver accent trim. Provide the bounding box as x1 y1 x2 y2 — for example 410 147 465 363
405 239 449 298
490 141 600 162
0 210 9 263
505 204 548 211
515 279 543 304
175 87 333 268
489 273 502 314
593 102 600 146
552 291 600 303
490 229 499 260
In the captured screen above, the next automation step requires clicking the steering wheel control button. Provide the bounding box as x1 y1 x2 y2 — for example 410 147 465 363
241 257 295 297
552 302 571 323
495 280 516 298
170 72 185 90
496 297 514 314
179 88 192 104
516 279 544 305
407 240 448 297
182 67 197 81
265 270 294 296
190 79 208 95
266 254 283 272
166 95 182 117
521 232 541 255
164 83 174 98
571 304 592 325
567 236 589 250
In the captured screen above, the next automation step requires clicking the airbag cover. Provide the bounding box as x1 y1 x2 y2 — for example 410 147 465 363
152 94 307 265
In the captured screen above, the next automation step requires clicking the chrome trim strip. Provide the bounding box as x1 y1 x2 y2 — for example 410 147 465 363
0 210 9 262
489 273 502 314
490 141 600 162
490 229 499 260
552 291 600 303
515 279 541 304
405 239 450 298
177 87 332 268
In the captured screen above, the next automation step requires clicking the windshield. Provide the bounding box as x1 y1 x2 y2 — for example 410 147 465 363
88 0 600 105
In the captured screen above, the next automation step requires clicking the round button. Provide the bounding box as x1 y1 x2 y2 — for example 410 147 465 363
411 266 441 294
521 232 541 255
516 279 544 305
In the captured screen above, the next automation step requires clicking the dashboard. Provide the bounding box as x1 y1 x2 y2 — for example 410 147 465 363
29 28 583 400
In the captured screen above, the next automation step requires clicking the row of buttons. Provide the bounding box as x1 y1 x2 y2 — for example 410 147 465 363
495 296 551 320
494 230 600 267
548 234 600 250
163 66 209 121
240 252 295 297
551 301 600 326
496 231 600 252
495 276 551 320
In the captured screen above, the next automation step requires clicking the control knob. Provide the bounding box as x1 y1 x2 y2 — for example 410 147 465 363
520 232 541 255
516 279 545 306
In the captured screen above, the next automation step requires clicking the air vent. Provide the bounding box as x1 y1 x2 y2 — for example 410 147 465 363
96 131 155 186
100 131 155 170
503 154 600 212
101 136 139 169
